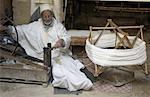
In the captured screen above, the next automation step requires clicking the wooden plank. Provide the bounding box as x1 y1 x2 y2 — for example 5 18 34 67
0 66 49 82
0 44 44 63
96 6 150 13
0 49 48 70
92 25 144 30
71 37 87 46
0 78 46 85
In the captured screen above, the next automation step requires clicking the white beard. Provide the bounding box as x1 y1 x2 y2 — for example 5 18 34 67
43 21 52 26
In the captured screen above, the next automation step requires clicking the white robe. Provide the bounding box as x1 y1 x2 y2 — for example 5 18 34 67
11 18 93 91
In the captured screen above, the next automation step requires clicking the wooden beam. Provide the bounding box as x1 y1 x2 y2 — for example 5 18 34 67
0 49 48 70
92 25 144 30
107 19 128 35
132 30 141 47
140 27 144 40
93 22 109 45
96 6 150 13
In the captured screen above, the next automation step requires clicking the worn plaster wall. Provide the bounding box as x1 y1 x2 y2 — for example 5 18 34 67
13 0 64 24
31 0 64 22
0 0 12 19
13 0 31 24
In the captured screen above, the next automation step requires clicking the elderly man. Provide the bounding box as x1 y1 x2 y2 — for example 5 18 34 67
0 4 93 91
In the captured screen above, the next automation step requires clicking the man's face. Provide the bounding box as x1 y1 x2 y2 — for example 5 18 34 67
41 10 53 26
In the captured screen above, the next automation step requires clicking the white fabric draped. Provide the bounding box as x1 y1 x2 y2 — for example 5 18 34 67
11 18 93 91
12 18 71 59
86 32 147 66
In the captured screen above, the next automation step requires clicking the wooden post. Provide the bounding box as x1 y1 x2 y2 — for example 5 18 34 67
94 22 109 45
140 26 144 41
94 64 98 77
109 22 126 48
115 35 126 49
94 64 103 77
108 19 133 48
144 63 148 75
47 43 53 83
107 19 128 35
89 26 93 43
44 47 51 67
132 30 141 47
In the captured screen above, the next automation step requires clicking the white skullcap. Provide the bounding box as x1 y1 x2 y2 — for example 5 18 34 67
40 3 53 13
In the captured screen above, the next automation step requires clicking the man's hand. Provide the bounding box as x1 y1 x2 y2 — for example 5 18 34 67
53 39 64 48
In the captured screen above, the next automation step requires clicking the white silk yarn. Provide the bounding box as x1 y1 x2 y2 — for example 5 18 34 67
85 32 147 66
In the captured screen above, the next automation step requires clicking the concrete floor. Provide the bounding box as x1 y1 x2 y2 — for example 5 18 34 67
0 30 150 97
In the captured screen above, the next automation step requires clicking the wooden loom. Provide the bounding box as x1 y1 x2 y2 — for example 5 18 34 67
0 43 52 86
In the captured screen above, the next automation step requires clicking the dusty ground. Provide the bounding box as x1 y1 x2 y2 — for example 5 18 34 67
0 29 150 97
